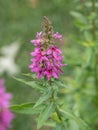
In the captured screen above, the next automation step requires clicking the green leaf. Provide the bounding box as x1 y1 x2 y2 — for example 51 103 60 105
55 81 68 88
44 121 55 127
70 11 83 18
10 102 44 114
34 89 52 108
70 11 87 24
88 12 97 20
54 123 63 130
59 109 91 130
10 102 34 114
74 20 92 30
22 73 36 78
52 112 61 123
37 102 56 129
69 120 79 130
13 77 44 91
84 31 92 41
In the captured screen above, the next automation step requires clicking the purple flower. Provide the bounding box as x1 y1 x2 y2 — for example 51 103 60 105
36 32 42 39
30 32 43 46
54 32 62 41
44 67 59 80
29 17 67 80
29 43 66 80
0 79 14 130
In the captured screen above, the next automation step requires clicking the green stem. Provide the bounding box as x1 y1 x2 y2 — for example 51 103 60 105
81 0 86 15
90 1 98 113
91 0 98 90
91 0 96 40
94 55 98 98
49 80 62 122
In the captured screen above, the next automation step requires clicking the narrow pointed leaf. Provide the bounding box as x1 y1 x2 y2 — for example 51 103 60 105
38 102 56 129
22 73 36 78
34 90 52 108
13 77 44 91
10 102 44 114
59 109 91 130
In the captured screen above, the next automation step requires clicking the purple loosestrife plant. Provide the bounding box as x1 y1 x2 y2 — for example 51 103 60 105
0 79 14 130
29 16 67 80
12 17 90 130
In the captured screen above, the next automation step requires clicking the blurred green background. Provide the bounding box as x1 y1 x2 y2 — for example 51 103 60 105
0 0 98 130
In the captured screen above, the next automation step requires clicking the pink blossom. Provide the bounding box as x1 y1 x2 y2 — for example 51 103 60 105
30 32 43 46
54 32 62 41
29 43 66 80
44 67 59 80
36 32 42 39
0 79 14 130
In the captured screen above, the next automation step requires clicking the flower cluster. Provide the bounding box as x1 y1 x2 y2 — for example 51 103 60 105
29 17 66 80
0 79 14 130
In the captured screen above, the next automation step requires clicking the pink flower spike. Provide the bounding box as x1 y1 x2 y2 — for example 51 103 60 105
29 17 67 80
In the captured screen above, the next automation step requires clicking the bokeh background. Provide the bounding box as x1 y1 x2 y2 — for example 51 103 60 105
0 0 98 130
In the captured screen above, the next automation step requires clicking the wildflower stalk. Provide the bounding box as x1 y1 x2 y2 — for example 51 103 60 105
29 16 66 128
91 0 98 95
79 0 98 94
11 16 91 130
